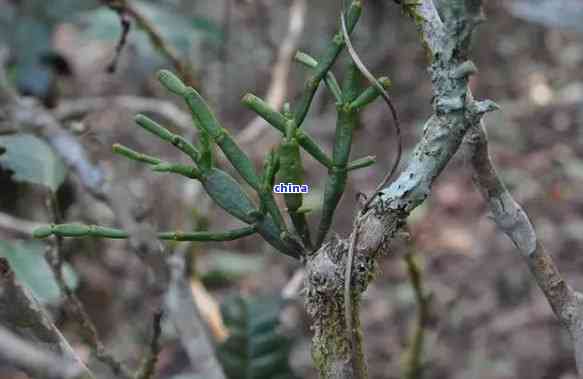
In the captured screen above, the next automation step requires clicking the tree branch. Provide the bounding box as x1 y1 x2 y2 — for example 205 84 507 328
358 0 495 251
54 96 192 129
0 326 88 379
466 120 583 375
400 0 445 56
0 212 42 237
0 258 95 379
304 2 495 377
164 253 226 379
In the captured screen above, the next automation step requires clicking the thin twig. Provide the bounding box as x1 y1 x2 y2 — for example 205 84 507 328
54 96 192 129
44 194 133 379
340 8 402 211
107 8 132 73
134 310 164 379
100 0 196 85
0 211 42 237
401 239 430 379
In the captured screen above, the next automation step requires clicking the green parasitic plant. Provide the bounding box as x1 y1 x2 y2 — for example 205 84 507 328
34 0 390 257
33 1 398 376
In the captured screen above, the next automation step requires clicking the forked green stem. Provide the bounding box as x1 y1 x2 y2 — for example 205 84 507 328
295 51 343 103
292 1 362 126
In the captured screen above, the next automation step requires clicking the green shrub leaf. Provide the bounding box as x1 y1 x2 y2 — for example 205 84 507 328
218 295 297 379
0 240 78 304
0 133 67 192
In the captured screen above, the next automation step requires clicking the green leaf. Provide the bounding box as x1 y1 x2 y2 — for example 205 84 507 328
0 133 67 192
218 295 297 379
0 240 78 304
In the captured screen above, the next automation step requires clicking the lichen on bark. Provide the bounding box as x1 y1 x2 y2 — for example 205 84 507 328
304 205 405 378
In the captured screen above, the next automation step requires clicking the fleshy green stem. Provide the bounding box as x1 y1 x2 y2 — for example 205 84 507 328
295 51 343 103
152 162 200 179
135 114 200 163
347 155 376 171
113 144 162 165
200 168 299 258
292 1 362 126
183 87 261 189
349 77 392 110
316 63 362 248
278 133 312 250
260 149 279 214
33 223 129 239
116 107 299 257
159 226 256 241
114 143 202 180
197 128 214 173
161 71 288 235
242 94 334 169
33 223 257 242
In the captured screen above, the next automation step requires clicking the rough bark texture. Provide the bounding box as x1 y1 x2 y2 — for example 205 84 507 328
304 1 494 377
305 235 378 379
304 0 583 375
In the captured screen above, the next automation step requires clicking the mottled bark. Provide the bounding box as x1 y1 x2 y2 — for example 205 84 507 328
304 1 494 377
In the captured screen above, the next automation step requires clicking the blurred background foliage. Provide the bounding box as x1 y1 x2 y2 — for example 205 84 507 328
1 0 583 378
